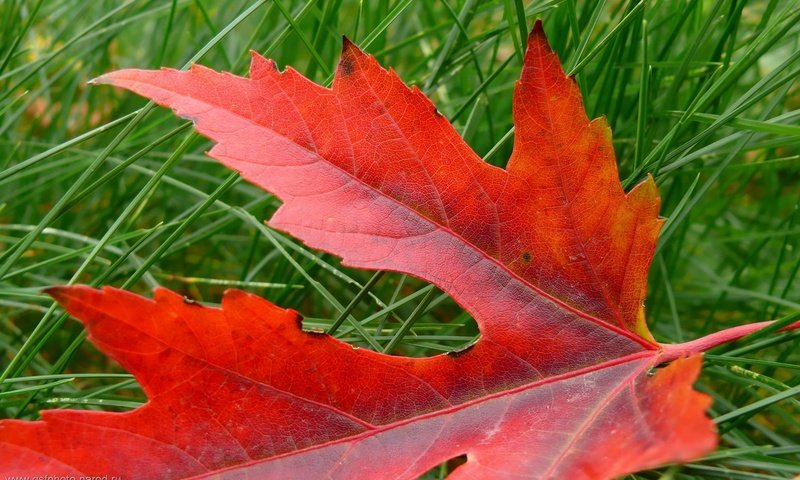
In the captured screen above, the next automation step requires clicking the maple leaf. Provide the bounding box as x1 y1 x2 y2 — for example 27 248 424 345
2 21 797 479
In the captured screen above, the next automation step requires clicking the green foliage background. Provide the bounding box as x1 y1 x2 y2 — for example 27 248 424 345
1 1 798 478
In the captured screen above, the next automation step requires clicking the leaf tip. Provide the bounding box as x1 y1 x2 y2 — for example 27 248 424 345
532 18 544 35
338 36 362 76
627 173 661 211
87 72 115 86
249 50 278 79
519 19 568 86
43 285 69 303
44 284 98 310
341 34 353 49
527 19 549 48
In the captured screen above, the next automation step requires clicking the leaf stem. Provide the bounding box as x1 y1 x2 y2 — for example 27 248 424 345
660 316 800 362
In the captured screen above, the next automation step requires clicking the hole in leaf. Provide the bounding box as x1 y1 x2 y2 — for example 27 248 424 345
318 272 479 358
420 454 468 479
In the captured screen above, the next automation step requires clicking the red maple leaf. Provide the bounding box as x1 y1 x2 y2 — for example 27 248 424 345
1 21 796 479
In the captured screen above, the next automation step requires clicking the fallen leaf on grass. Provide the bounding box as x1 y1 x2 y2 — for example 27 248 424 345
2 21 797 479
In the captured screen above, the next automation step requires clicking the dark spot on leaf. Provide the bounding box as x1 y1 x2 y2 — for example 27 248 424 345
340 55 355 76
291 310 305 330
522 252 532 263
446 343 475 358
292 311 327 337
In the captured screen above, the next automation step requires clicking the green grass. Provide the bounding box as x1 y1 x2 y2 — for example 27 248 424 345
1 1 798 478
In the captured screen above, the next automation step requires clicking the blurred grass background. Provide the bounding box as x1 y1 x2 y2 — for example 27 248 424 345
1 0 799 478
